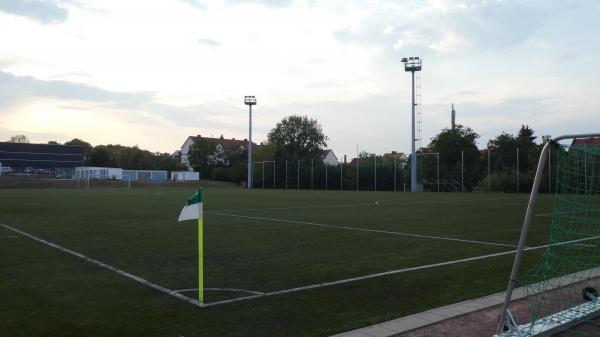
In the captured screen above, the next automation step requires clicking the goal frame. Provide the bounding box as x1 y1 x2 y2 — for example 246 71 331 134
495 133 600 336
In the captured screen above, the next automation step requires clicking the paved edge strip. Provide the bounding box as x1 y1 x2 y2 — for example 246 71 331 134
330 269 600 337
210 212 517 248
0 222 204 308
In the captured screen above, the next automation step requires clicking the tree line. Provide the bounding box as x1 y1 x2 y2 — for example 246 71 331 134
187 117 554 192
8 117 556 192
6 135 186 172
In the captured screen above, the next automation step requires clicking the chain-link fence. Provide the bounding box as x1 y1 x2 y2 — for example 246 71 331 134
249 146 554 193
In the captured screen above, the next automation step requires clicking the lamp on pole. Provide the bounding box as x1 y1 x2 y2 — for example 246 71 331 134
401 57 422 192
244 96 256 189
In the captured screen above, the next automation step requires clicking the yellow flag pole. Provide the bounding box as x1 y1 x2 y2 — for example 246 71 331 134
198 217 204 303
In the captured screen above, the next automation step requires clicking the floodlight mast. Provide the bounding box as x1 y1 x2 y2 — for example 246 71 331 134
244 96 256 189
401 57 422 192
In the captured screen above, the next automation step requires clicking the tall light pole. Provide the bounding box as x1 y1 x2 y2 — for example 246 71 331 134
401 57 422 192
244 96 256 189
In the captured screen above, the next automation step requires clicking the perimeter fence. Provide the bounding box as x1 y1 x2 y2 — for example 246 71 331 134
250 146 557 193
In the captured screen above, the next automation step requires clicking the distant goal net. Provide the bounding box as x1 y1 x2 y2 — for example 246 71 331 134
496 134 600 337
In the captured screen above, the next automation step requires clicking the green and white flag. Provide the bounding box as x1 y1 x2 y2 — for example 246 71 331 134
178 188 205 303
178 188 203 221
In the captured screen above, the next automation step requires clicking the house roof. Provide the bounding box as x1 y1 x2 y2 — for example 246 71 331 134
320 149 338 160
572 137 600 147
383 151 406 157
188 135 258 150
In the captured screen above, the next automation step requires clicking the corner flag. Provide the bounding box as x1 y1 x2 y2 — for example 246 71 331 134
178 188 204 303
178 188 203 221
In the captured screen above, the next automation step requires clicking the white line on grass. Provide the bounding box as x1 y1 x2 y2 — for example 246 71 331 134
200 234 600 307
175 287 265 295
535 211 570 217
0 222 204 308
212 197 517 213
0 235 18 238
6 220 597 309
210 212 517 248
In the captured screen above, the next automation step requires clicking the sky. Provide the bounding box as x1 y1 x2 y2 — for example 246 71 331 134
0 0 599 159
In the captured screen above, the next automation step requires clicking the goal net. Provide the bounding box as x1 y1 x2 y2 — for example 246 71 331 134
497 136 600 336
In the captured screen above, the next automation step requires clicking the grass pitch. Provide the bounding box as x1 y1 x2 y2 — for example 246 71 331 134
0 187 555 336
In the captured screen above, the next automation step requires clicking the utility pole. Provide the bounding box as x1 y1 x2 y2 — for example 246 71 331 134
401 57 422 192
244 96 256 189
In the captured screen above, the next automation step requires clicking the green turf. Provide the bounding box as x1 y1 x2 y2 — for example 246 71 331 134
0 188 555 336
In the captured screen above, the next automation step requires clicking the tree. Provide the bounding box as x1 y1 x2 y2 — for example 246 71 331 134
65 138 94 161
88 147 112 167
9 135 29 143
253 142 275 162
483 125 541 192
427 124 481 190
187 136 217 174
47 141 59 145
488 125 537 173
268 115 328 161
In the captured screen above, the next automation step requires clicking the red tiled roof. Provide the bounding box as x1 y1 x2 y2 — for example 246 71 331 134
572 137 600 146
190 136 258 150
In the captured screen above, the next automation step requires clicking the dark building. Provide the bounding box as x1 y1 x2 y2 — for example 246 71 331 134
0 142 84 175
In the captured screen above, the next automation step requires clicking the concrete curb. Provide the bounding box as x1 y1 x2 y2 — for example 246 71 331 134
331 268 600 337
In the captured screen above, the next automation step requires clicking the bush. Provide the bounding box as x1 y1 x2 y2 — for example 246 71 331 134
478 171 532 193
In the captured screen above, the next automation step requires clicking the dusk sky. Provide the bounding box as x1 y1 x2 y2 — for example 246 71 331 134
1 0 599 158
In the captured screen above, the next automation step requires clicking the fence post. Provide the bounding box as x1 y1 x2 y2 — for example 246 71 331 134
437 153 440 192
488 148 491 192
548 147 551 194
297 159 300 190
285 160 288 190
374 156 377 191
311 158 314 190
517 147 520 193
356 157 359 192
585 143 588 189
340 163 343 191
461 150 464 192
394 154 397 192
325 164 328 191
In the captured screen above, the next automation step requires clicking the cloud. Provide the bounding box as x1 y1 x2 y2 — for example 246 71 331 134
223 0 296 7
0 71 153 109
0 0 69 24
0 125 69 144
334 0 541 56
178 0 206 9
197 38 220 47
0 71 253 150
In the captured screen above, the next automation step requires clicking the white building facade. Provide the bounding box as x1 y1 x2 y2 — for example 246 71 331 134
320 149 339 166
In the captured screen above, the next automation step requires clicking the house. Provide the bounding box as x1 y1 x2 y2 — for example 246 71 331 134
384 151 408 161
180 135 258 168
320 149 339 166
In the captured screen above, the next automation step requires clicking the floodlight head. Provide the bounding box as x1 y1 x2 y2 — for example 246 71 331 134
402 56 422 72
244 95 257 106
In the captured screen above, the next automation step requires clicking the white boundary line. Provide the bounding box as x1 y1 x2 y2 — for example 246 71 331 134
210 212 517 248
0 222 204 308
211 197 519 213
0 235 18 238
5 220 595 309
175 287 265 295
201 235 600 307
